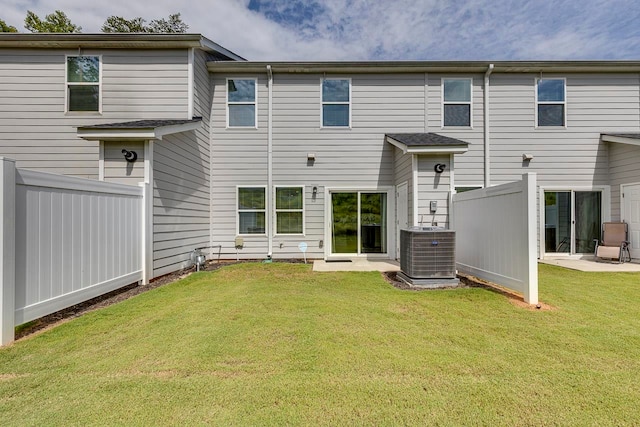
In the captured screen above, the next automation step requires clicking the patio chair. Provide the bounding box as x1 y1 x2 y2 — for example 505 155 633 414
593 222 631 263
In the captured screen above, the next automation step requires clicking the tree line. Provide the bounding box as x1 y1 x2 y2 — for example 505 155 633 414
1 10 188 33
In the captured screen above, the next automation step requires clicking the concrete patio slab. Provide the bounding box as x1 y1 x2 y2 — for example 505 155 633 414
313 259 401 272
539 257 640 272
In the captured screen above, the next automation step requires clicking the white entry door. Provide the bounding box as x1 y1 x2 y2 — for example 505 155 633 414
396 182 408 260
622 183 640 258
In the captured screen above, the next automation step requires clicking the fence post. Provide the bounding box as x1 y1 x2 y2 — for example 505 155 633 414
139 182 153 285
523 173 539 305
0 158 16 345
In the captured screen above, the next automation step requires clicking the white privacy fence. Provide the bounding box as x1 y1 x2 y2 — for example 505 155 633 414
452 173 538 304
1 157 150 345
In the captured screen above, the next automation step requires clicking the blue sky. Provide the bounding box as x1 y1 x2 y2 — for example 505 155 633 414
3 0 640 61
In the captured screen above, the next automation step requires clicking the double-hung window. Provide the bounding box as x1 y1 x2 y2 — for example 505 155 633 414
227 78 257 127
443 78 472 127
238 187 266 234
275 187 304 235
66 56 100 112
321 78 350 127
536 78 566 127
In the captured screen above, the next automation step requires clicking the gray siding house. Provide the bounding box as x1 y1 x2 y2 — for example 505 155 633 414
0 34 243 278
2 33 640 279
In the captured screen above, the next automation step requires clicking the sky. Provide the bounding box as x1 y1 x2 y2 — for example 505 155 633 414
2 0 640 61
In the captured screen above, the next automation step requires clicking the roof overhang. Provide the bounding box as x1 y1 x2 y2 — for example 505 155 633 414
77 118 202 141
601 133 640 146
208 60 640 74
0 33 245 60
386 134 469 154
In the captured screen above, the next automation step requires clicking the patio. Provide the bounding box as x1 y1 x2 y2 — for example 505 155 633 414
539 257 640 272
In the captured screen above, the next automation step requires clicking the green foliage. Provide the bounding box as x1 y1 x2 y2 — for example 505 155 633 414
147 13 189 33
0 19 18 32
101 16 146 33
1 263 639 425
24 10 81 33
101 13 188 33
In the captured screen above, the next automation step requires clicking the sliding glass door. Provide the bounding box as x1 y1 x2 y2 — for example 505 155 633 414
331 191 387 255
544 190 601 255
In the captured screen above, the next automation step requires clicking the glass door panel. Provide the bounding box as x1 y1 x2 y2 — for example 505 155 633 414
331 193 358 254
545 191 571 253
360 193 387 254
544 190 602 255
575 191 601 253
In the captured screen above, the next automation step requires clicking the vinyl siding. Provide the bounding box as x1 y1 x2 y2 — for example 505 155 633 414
394 147 413 226
151 50 212 276
210 73 426 259
484 73 640 187
416 155 451 228
428 74 485 185
103 141 145 185
0 48 189 179
609 142 640 221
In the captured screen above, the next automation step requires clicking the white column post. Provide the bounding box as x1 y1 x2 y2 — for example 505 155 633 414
523 172 539 305
0 157 16 345
139 182 153 285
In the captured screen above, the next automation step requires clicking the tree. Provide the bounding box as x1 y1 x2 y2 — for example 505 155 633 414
24 10 81 33
147 14 188 33
101 16 147 33
0 19 18 32
101 13 188 33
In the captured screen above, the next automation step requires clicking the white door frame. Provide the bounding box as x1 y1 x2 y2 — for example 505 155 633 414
539 185 610 258
324 186 395 260
621 182 640 259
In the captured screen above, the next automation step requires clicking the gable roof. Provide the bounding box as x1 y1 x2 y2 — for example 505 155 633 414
77 118 202 141
0 33 245 61
386 133 469 154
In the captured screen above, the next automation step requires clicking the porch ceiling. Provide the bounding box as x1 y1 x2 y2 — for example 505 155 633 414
385 133 469 154
601 133 640 146
77 118 202 141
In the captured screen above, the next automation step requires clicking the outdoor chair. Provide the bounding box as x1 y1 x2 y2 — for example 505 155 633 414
593 222 631 263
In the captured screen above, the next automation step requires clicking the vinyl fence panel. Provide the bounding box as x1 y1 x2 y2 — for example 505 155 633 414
453 173 538 304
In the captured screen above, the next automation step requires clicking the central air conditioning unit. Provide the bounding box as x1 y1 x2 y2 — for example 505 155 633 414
398 226 459 288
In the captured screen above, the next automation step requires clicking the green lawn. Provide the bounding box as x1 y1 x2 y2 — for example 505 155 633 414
1 263 639 426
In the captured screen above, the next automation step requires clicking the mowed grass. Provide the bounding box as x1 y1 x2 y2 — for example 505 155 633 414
1 263 640 426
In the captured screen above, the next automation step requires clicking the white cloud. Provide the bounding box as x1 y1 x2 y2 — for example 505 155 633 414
2 0 639 60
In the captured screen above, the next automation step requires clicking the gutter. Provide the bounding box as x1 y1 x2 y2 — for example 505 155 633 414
484 63 494 188
267 65 274 258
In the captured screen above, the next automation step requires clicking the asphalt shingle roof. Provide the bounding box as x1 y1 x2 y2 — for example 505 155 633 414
386 133 469 147
79 118 202 130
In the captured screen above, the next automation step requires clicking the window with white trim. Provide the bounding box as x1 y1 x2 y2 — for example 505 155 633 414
66 56 100 112
321 78 350 127
227 78 257 127
275 186 304 235
443 78 472 127
536 78 565 127
238 187 265 234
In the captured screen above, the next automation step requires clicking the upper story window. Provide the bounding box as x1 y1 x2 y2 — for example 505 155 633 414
227 78 257 128
443 78 472 127
536 78 566 127
322 78 350 127
66 56 100 112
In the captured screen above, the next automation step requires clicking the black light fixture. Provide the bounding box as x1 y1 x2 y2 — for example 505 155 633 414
434 163 446 174
122 149 137 163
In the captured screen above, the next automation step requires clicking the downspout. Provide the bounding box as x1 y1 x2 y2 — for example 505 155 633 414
484 63 494 188
267 65 274 258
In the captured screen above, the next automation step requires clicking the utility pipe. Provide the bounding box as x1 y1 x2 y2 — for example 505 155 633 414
266 65 274 258
484 63 494 188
